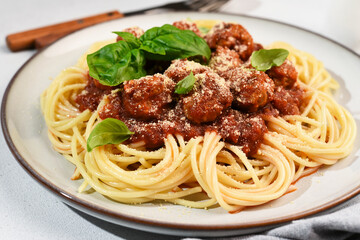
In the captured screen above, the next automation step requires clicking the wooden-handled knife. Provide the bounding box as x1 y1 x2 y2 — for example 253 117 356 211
5 0 229 52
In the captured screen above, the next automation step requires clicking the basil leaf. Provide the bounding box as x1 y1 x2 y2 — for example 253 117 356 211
140 24 182 41
87 118 134 152
175 71 196 94
113 31 141 48
112 48 146 84
87 41 146 86
87 24 211 87
139 40 166 55
251 48 289 71
139 24 211 61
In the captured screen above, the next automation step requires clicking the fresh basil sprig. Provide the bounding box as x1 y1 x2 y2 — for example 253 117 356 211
174 71 196 94
87 118 134 152
140 24 211 61
113 31 142 48
87 41 146 86
250 48 289 71
87 24 211 86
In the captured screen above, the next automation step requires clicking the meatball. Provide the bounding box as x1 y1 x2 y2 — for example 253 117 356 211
208 46 242 79
205 22 254 61
272 85 304 115
122 74 175 120
213 109 267 155
173 19 202 37
164 59 209 83
228 67 275 112
116 26 144 41
181 71 233 123
266 59 298 88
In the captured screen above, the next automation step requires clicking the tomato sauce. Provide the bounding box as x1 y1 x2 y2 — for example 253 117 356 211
75 21 305 156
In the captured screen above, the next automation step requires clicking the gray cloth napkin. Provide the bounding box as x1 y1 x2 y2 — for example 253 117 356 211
184 195 360 240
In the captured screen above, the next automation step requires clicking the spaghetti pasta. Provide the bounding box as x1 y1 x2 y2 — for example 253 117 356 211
40 20 356 212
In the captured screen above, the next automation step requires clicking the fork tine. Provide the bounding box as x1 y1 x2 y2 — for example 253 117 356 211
187 0 230 12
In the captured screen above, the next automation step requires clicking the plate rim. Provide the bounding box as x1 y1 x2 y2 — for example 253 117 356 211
2 11 360 233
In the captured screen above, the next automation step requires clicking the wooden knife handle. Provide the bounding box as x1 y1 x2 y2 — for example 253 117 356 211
6 10 124 52
34 32 71 50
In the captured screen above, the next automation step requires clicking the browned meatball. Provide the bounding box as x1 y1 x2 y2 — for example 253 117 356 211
173 19 202 37
272 85 304 115
164 59 209 82
116 26 144 41
266 59 298 88
182 71 233 123
213 109 267 155
205 22 254 61
208 46 242 79
122 74 175 120
228 67 275 112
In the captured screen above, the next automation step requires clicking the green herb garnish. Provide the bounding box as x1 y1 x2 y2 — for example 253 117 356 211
87 118 134 152
87 24 211 86
175 71 196 94
87 41 146 86
140 24 211 61
250 48 289 71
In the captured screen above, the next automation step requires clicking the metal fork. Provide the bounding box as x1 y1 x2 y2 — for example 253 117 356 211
125 0 230 16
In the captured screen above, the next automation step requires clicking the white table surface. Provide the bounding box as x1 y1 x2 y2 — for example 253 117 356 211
0 0 359 239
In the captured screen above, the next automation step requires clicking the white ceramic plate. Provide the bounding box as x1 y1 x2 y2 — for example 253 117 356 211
2 12 360 237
